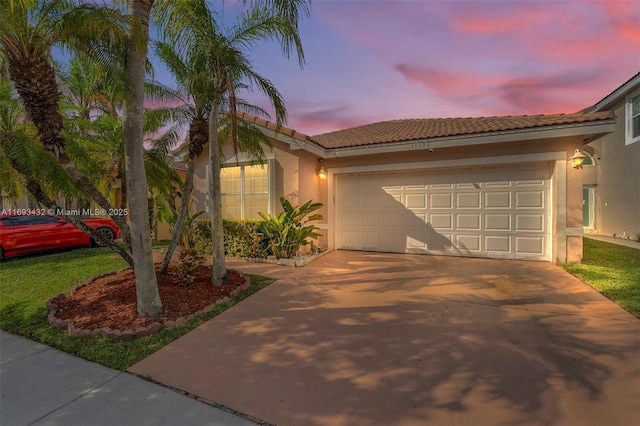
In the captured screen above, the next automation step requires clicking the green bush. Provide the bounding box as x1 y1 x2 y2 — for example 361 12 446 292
223 219 269 258
193 219 269 258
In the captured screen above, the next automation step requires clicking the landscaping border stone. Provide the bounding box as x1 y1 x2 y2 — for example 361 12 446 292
231 249 330 267
46 269 251 339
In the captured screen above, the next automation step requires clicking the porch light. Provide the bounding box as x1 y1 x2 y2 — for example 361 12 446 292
570 149 587 168
317 167 327 180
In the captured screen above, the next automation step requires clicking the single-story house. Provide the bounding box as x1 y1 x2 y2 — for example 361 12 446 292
188 110 617 264
581 72 640 239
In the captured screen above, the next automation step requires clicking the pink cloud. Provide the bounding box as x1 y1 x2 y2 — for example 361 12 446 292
602 0 640 43
394 64 501 100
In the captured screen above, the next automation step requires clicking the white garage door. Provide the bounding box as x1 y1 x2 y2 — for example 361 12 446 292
336 164 551 261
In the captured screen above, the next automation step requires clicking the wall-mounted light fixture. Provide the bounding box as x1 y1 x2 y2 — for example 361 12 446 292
570 149 587 168
317 166 327 180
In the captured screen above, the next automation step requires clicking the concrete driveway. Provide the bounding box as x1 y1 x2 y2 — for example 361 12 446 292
129 251 640 426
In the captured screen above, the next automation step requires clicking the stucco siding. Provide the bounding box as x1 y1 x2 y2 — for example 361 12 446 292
587 102 640 238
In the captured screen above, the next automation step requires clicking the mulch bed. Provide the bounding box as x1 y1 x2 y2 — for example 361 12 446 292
47 265 249 338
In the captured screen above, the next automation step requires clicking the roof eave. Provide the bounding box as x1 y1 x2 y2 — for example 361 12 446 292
325 120 616 158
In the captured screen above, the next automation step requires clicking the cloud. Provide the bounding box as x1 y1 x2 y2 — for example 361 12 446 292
394 62 609 116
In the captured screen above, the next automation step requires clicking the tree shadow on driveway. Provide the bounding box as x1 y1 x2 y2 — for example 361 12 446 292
129 251 640 426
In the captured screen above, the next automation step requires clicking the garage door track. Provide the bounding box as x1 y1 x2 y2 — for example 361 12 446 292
129 251 640 426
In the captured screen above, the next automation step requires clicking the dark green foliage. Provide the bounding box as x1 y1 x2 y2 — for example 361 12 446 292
193 219 269 258
258 197 323 258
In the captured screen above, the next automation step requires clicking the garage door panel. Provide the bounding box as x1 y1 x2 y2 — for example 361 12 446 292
457 192 481 209
485 236 511 252
457 235 481 252
485 214 511 231
360 213 379 228
336 165 550 261
456 214 481 230
430 214 453 230
406 194 427 209
485 192 511 209
515 237 545 255
430 193 453 209
516 214 544 232
516 191 544 208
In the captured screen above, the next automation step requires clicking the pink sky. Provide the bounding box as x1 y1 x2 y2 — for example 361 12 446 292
152 0 640 136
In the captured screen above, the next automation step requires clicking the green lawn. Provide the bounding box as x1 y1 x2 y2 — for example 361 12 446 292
0 247 275 370
561 238 640 318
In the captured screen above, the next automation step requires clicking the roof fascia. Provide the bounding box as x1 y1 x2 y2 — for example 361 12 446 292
590 75 640 111
326 120 616 158
255 126 328 157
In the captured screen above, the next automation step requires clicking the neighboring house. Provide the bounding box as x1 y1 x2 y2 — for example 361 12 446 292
581 73 640 239
191 111 616 263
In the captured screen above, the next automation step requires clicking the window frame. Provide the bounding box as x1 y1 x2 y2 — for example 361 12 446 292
207 154 275 220
626 93 640 145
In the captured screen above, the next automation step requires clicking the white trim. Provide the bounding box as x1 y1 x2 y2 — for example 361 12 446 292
625 94 640 145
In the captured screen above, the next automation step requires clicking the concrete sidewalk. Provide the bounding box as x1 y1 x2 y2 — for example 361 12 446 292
0 331 257 426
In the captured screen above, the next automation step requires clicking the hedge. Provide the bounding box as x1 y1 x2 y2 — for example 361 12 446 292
193 219 270 258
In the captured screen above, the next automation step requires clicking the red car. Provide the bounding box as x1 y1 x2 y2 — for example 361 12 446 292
0 213 120 260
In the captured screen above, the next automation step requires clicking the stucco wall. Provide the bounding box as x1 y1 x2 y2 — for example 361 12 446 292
587 102 640 238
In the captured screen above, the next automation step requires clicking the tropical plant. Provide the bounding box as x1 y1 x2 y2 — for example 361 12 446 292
155 0 309 285
258 197 323 258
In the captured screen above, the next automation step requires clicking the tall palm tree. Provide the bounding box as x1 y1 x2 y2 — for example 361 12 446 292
153 39 277 274
122 0 162 317
151 39 212 274
0 0 133 239
156 0 308 286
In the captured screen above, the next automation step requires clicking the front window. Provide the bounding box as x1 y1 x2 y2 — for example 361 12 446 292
221 164 270 219
627 95 640 145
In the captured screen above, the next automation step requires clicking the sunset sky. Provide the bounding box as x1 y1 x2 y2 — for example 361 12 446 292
152 0 640 136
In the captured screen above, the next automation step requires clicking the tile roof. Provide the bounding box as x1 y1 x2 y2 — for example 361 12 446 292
237 112 313 144
310 112 615 149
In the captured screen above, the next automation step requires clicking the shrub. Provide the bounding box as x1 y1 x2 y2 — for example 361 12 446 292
223 219 269 258
258 197 323 258
192 219 269 258
175 247 205 286
193 220 213 256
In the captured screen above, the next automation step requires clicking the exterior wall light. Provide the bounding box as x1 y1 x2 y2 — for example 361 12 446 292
570 149 587 168
317 167 327 180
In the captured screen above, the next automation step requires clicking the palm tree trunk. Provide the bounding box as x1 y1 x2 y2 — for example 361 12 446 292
122 0 163 317
208 97 226 286
160 158 195 274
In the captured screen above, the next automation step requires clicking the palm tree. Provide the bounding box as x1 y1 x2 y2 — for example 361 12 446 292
156 0 308 286
0 71 136 264
151 39 212 274
0 0 133 239
122 0 162 317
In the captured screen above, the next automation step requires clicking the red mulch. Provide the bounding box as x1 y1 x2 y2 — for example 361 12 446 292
55 265 245 330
